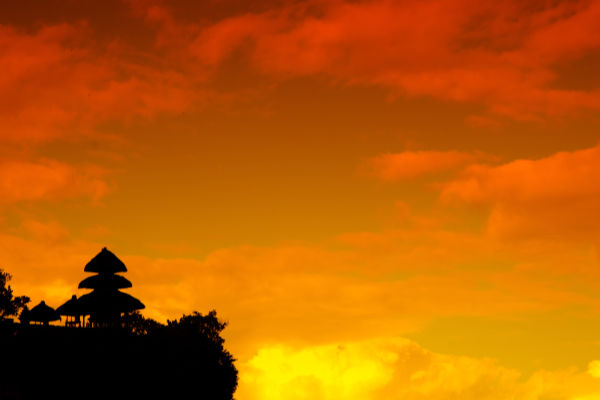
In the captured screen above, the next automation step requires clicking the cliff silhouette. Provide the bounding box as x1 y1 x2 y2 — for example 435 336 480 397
0 249 238 400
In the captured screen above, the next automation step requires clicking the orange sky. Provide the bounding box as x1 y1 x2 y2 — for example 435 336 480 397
3 0 600 398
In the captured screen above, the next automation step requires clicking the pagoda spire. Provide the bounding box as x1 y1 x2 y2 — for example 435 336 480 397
84 247 127 274
74 247 144 327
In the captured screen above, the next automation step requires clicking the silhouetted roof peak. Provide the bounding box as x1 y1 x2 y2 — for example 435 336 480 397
57 295 81 316
29 300 61 322
84 247 127 273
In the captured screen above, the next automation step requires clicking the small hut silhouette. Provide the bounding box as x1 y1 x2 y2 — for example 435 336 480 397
28 300 61 326
58 247 145 328
57 295 81 327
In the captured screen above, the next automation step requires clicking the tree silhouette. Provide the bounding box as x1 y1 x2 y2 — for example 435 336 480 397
120 309 238 399
0 268 30 320
161 311 238 400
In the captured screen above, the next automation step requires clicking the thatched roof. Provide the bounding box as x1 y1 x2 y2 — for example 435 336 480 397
56 295 81 316
84 247 127 273
29 301 61 322
77 289 145 315
78 274 132 290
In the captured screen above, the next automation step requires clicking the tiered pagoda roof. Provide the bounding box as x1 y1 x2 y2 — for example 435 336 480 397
57 247 144 327
78 273 132 289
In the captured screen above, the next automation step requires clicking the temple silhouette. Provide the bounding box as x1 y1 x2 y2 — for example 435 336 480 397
1 247 238 400
23 247 145 327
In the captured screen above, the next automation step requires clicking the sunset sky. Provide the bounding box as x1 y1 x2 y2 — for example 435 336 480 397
3 0 600 398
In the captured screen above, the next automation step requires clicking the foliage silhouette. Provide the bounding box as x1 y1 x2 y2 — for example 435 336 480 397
0 268 30 320
121 310 164 335
167 310 228 345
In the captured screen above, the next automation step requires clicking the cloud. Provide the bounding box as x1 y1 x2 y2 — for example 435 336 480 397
3 0 598 146
440 143 600 239
0 159 109 203
0 22 198 145
190 13 271 66
185 0 600 120
238 337 600 400
365 150 484 181
589 361 600 379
